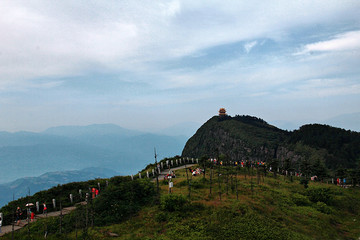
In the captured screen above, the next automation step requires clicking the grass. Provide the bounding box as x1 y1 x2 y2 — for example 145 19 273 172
2 166 360 240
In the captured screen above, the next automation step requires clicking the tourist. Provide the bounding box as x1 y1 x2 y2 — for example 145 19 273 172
43 203 47 215
31 209 35 222
16 207 22 226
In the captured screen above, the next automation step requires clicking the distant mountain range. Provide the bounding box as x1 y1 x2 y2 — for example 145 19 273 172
0 123 188 184
0 167 119 208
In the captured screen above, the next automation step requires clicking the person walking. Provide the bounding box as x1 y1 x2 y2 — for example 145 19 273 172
16 207 22 226
30 209 35 222
43 203 47 215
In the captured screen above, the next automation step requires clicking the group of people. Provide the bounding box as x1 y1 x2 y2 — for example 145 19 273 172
91 187 99 199
189 168 203 176
210 158 266 168
164 171 176 180
14 202 47 226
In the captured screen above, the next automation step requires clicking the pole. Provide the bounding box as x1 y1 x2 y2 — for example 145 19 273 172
85 193 89 229
154 148 159 194
236 166 239 200
27 207 30 239
11 194 14 240
60 202 62 234
209 164 213 196
218 156 222 201
185 168 191 199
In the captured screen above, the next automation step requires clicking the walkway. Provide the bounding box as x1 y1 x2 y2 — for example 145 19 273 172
156 164 196 180
0 205 79 237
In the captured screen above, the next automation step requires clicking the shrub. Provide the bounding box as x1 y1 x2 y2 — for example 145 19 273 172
160 194 188 212
315 201 333 214
93 179 156 225
155 212 167 222
291 193 311 206
306 187 333 205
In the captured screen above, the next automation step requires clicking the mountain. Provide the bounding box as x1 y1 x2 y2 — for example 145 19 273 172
154 122 202 137
43 123 142 138
182 115 360 171
0 167 119 208
0 124 186 183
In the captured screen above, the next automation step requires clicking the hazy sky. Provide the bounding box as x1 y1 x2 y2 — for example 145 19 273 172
0 1 359 132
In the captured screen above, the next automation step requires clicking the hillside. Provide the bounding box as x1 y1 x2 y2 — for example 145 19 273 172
182 115 360 173
0 167 119 208
1 160 360 240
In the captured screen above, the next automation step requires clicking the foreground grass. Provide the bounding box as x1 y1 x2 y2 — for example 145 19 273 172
3 167 360 240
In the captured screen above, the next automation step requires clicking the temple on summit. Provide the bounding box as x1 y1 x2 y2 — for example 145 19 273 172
219 108 227 116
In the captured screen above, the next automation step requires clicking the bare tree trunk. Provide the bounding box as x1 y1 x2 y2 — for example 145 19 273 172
218 164 222 201
185 168 191 199
209 165 213 196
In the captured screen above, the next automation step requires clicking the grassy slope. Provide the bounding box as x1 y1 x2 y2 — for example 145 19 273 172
4 166 360 240
104 169 360 240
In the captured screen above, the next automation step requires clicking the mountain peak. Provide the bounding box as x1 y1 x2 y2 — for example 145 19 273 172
43 123 142 137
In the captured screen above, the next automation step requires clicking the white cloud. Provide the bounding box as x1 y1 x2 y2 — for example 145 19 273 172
1 0 359 92
280 78 360 98
296 31 360 55
244 41 257 53
0 0 360 133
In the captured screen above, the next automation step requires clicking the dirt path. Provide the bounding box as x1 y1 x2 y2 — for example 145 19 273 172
156 164 196 180
0 165 197 237
0 205 80 237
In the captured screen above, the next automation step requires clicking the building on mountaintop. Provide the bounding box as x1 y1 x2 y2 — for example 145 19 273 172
219 108 227 116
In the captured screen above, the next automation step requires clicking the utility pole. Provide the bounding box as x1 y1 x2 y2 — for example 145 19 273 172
60 202 62 234
12 193 14 240
236 166 239 200
185 167 191 199
154 148 159 194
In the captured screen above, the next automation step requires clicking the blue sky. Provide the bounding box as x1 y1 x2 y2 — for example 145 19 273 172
0 0 359 132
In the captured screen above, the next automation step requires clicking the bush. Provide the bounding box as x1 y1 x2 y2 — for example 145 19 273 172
315 201 333 214
160 194 188 212
155 212 167 222
306 187 333 205
291 193 311 206
300 179 309 188
93 179 156 225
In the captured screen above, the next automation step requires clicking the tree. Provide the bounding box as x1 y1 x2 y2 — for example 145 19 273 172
199 155 210 179
311 158 328 181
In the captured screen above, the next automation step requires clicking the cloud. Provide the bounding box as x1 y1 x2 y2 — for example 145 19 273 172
296 31 360 55
1 0 359 92
278 78 360 98
0 1 360 132
244 41 257 53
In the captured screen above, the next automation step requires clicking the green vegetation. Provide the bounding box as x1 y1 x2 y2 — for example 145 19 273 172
2 164 360 240
182 115 360 181
2 114 360 239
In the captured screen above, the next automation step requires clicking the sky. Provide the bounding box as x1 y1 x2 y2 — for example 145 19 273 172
0 0 359 133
